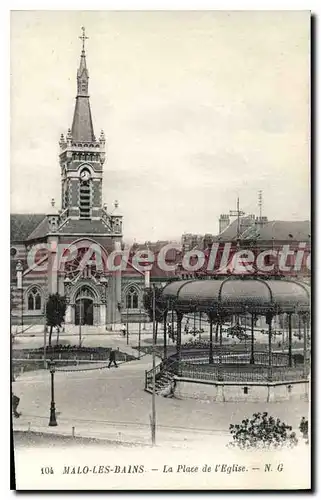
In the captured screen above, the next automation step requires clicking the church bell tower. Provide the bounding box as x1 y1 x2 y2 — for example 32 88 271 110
58 27 106 220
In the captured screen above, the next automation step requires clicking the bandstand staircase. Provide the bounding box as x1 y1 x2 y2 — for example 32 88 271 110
145 361 176 397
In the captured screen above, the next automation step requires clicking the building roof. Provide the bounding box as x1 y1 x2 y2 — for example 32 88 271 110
253 220 310 241
11 214 46 242
214 216 255 241
214 218 310 243
160 278 310 314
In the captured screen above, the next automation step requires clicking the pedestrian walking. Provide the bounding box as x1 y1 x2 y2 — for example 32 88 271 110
121 323 127 337
108 349 118 368
12 393 21 418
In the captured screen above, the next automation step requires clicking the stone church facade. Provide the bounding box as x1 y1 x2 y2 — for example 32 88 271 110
10 30 140 329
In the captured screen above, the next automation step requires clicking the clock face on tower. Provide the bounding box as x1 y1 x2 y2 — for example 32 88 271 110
80 169 90 181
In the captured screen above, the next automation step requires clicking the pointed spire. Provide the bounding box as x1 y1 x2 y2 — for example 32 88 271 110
59 133 65 148
112 200 122 217
48 198 59 215
66 128 72 146
77 27 89 96
71 27 95 142
99 129 105 144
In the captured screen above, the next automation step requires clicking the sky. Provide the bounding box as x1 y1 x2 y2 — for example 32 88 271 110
10 10 310 241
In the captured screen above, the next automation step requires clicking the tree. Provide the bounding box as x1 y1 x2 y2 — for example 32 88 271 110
228 412 298 450
143 286 165 342
46 293 67 347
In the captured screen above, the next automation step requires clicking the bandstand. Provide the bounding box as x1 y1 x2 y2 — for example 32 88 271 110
146 278 310 403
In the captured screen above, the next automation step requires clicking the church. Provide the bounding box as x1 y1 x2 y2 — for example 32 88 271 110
10 29 145 330
10 29 311 331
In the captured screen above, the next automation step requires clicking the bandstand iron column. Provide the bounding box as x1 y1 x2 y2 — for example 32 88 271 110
219 318 223 362
163 309 167 361
171 307 174 333
209 314 214 364
214 317 219 343
302 313 308 378
250 313 255 364
217 312 223 381
176 312 183 375
266 311 273 381
288 312 293 367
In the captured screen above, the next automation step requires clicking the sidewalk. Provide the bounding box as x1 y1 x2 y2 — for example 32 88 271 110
13 413 230 449
13 330 146 359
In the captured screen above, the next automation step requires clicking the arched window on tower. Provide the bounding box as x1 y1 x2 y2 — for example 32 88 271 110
79 168 92 218
126 287 139 309
27 287 42 311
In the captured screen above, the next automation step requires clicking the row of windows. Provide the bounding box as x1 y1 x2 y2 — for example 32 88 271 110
24 286 141 311
73 153 96 161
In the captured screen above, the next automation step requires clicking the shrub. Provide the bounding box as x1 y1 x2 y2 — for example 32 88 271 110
299 417 309 444
228 412 298 450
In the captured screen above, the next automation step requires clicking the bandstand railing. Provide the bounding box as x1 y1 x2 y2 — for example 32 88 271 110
144 349 310 388
179 362 308 383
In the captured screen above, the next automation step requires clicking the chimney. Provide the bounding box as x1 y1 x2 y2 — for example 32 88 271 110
256 215 268 225
242 214 256 229
219 214 230 234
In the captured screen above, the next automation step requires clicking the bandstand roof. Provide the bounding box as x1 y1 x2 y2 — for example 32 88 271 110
160 278 310 314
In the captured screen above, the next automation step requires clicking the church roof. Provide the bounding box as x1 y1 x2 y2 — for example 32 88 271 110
58 218 112 234
11 214 115 243
11 214 46 242
26 217 50 241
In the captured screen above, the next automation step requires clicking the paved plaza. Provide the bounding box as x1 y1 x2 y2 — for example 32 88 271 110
13 327 309 448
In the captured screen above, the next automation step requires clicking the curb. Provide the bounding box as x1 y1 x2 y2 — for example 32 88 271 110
13 429 151 448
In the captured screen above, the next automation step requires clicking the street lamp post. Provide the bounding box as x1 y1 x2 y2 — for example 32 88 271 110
138 306 141 360
43 298 47 368
16 261 23 334
48 360 57 427
10 287 16 383
126 307 129 345
78 298 82 347
151 284 156 446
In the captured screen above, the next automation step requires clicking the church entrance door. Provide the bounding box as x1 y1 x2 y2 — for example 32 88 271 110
75 298 94 326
